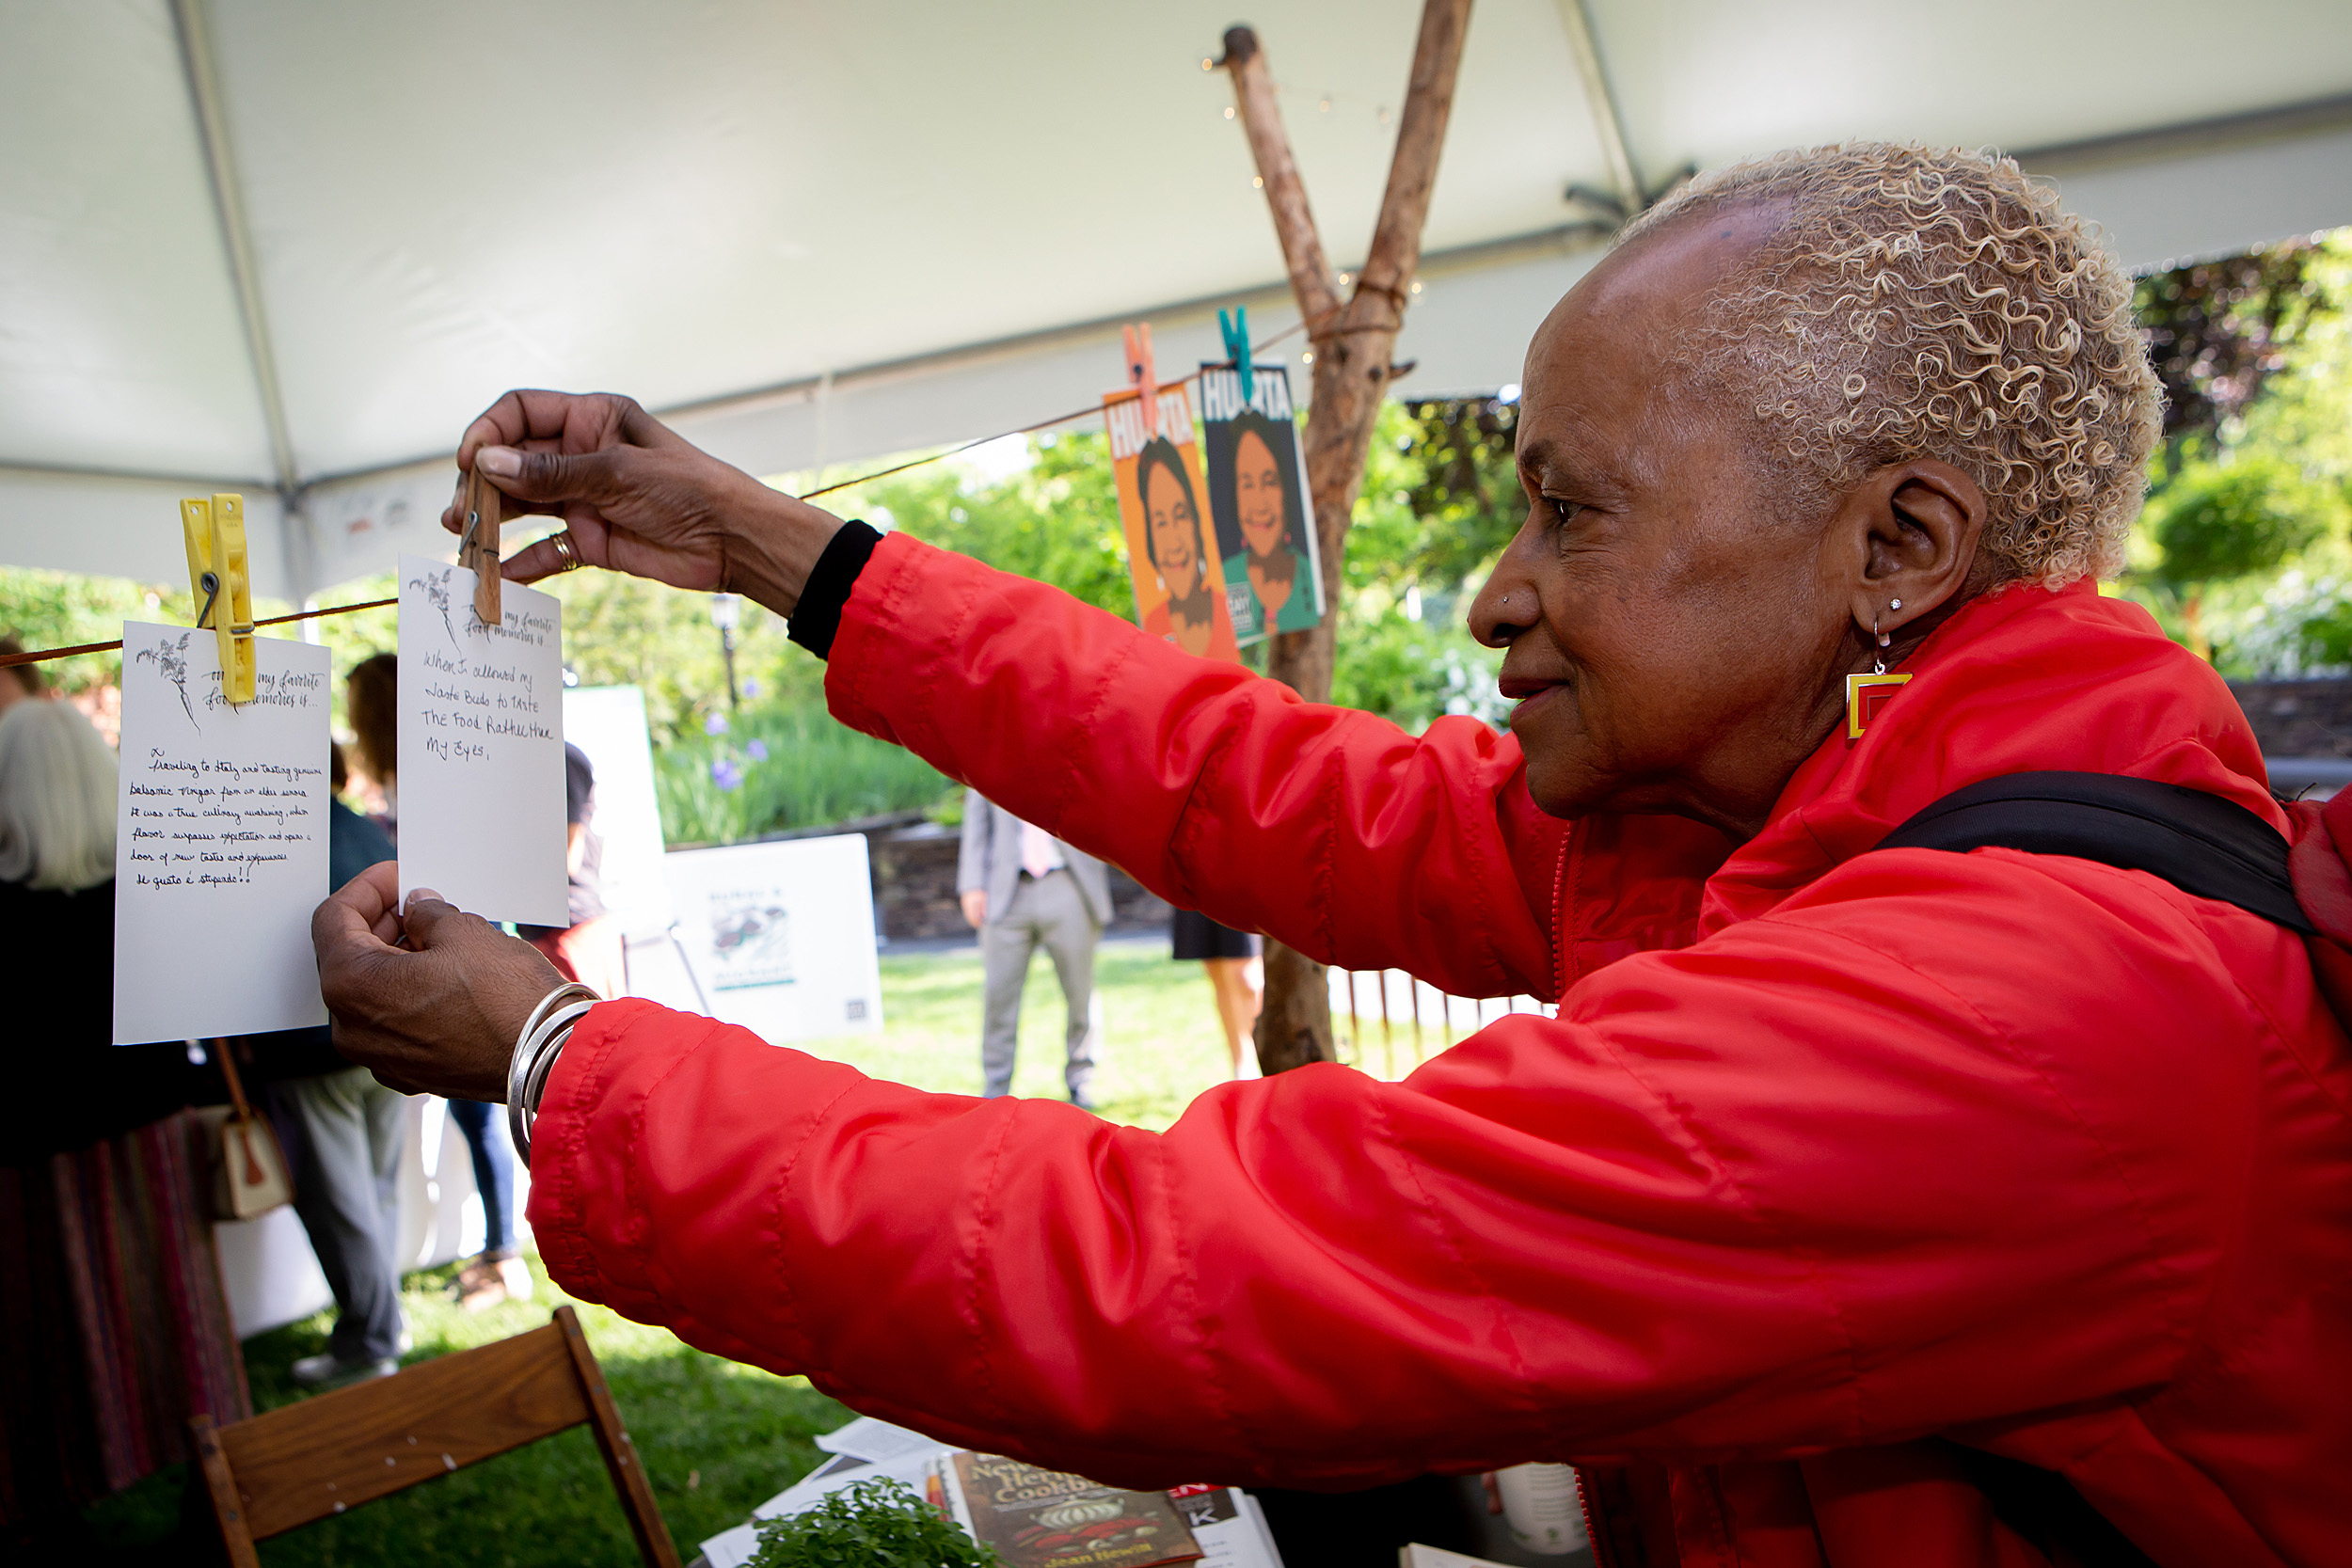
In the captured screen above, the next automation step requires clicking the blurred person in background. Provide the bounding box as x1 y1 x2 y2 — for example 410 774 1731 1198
0 694 244 1551
516 741 623 1000
475 738 624 1308
1171 910 1263 1081
246 744 415 1383
343 651 399 824
960 788 1109 1108
0 635 41 716
340 654 530 1312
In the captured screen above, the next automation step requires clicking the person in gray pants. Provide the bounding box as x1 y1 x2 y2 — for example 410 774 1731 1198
958 789 1111 1109
248 751 408 1387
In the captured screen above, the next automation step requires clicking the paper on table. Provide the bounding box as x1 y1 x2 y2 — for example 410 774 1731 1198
113 622 331 1043
812 1416 942 1462
1171 1486 1286 1568
395 555 567 926
1398 1546 1514 1568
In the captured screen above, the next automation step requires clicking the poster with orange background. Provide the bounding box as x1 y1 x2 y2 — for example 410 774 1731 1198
1104 384 1240 663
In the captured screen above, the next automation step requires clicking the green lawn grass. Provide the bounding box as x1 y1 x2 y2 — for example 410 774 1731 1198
84 936 1254 1566
811 933 1245 1129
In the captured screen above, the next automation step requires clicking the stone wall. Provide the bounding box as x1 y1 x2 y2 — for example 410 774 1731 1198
2227 678 2352 760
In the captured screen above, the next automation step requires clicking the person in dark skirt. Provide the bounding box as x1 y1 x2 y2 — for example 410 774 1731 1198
0 692 246 1550
1170 909 1263 1079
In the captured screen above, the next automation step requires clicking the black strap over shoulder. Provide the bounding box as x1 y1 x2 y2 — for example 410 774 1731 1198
1876 769 2312 936
1880 769 2298 1568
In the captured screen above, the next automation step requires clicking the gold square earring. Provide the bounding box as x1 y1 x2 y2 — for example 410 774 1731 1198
1845 600 1910 740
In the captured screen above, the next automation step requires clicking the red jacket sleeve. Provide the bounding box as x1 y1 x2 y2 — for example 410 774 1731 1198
528 844 2258 1489
824 532 1724 999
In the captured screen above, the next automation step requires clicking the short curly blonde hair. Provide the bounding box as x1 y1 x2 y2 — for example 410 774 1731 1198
1622 143 2162 588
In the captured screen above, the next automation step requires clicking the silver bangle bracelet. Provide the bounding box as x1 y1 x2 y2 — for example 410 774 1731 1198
520 999 597 1123
506 983 601 1166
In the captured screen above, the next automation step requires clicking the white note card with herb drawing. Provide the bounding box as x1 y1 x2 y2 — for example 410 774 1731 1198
113 622 333 1043
396 555 568 927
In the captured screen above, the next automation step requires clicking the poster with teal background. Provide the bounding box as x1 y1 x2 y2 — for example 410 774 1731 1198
1198 363 1325 645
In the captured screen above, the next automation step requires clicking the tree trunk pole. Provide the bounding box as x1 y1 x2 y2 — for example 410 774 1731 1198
1219 1 1474 1075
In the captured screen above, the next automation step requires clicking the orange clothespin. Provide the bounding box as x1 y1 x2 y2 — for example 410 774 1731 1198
458 467 504 626
1123 323 1160 437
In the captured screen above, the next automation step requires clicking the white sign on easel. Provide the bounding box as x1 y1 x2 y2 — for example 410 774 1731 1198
113 622 332 1043
395 555 567 927
663 835 883 1045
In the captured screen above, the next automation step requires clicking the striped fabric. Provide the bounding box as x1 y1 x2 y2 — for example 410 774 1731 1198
0 1110 249 1524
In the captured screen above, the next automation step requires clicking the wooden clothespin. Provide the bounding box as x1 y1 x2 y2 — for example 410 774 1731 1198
1219 306 1254 405
180 493 256 705
458 467 504 627
1122 323 1160 437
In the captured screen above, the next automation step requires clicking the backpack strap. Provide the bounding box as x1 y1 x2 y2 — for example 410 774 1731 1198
1875 770 2313 936
1875 769 2308 1568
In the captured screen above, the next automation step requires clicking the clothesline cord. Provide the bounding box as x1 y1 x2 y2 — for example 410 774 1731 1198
0 322 1310 672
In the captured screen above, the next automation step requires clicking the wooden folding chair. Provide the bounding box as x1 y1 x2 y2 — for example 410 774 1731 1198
188 1304 681 1567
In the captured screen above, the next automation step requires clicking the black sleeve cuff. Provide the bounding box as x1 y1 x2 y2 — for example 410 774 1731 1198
787 520 883 659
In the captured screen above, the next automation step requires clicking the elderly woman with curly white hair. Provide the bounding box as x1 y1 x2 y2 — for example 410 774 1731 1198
315 145 2345 1566
0 693 246 1545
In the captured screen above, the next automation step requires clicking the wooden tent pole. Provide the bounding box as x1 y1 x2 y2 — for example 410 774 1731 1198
1219 0 1474 1074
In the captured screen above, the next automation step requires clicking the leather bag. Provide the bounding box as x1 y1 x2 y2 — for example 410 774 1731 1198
209 1039 294 1221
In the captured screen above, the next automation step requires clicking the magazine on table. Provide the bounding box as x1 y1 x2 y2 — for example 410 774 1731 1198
950 1451 1200 1568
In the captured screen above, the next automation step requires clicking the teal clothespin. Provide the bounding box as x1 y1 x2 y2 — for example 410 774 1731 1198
1219 306 1254 405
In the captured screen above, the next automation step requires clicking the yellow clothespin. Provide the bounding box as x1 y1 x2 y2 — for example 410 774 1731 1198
458 467 504 627
181 493 256 705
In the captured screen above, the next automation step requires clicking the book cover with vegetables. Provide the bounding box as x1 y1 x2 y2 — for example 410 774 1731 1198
950 1453 1202 1568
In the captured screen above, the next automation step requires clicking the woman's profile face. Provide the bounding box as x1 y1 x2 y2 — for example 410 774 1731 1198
1145 464 1200 597
1470 205 1873 838
1233 429 1286 557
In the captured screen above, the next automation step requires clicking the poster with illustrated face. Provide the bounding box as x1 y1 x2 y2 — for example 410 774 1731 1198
1104 384 1241 663
1199 363 1325 644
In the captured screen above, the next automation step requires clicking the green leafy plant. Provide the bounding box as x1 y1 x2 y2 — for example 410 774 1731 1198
654 700 956 847
747 1478 999 1568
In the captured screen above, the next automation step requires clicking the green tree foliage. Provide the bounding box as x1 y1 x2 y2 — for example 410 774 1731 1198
2136 232 2352 674
0 567 193 694
1333 398 1523 728
540 565 801 740
2135 235 2338 448
846 431 1133 617
2143 456 2329 588
1355 396 1524 593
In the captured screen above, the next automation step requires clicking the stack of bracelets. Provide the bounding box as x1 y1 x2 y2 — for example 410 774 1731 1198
505 982 602 1167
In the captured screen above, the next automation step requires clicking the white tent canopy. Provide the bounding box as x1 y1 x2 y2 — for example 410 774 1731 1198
6 0 2351 603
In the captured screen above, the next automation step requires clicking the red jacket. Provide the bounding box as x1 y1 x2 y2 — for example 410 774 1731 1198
529 535 2351 1567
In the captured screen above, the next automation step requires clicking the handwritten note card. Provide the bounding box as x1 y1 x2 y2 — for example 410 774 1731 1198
396 555 567 926
114 622 332 1043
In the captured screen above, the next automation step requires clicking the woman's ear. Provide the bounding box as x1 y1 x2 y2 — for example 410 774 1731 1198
1840 458 1987 641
